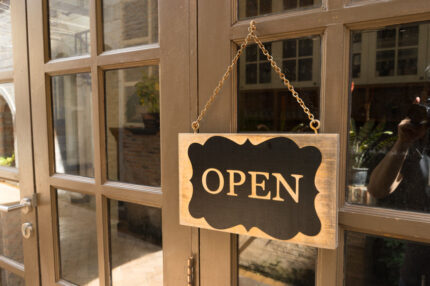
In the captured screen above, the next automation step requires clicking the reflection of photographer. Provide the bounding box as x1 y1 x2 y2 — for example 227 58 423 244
367 97 428 199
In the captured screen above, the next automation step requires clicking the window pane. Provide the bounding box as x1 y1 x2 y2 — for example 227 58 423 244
238 36 320 133
376 50 395 77
397 48 418 75
345 231 430 285
0 180 22 263
109 200 163 285
399 25 419 47
57 189 98 285
0 83 15 167
0 269 24 286
103 0 158 51
377 28 396 49
105 66 160 186
283 60 296 81
52 73 94 177
0 0 13 70
49 0 90 59
299 39 313 57
238 0 321 20
238 236 317 285
347 21 430 213
246 45 258 62
283 39 297 58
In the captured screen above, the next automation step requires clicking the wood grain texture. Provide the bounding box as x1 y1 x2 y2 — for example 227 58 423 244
179 133 339 249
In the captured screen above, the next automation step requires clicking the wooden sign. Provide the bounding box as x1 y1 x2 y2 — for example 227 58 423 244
179 133 339 249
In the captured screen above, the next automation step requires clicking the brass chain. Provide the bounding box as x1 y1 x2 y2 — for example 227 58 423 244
192 20 320 134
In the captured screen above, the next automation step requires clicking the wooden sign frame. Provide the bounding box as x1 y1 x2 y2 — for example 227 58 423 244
179 133 339 249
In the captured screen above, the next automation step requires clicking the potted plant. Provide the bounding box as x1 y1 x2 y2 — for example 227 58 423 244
134 73 160 131
349 119 395 186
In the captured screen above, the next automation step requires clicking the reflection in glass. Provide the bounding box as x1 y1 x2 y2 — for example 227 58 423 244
347 21 430 213
239 236 316 285
0 83 15 167
109 200 163 285
103 0 158 51
49 0 90 59
57 189 98 285
238 35 320 285
238 0 321 19
238 36 320 132
0 0 13 70
0 180 22 263
105 66 160 186
52 74 93 177
345 231 430 285
0 269 24 286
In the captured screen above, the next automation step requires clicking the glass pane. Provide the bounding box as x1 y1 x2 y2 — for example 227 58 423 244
0 269 24 286
376 50 395 77
299 39 313 57
239 236 317 285
57 189 98 285
0 83 15 167
246 45 258 62
377 28 396 49
345 231 430 285
52 73 94 177
283 39 296 59
105 66 160 186
397 48 418 75
238 0 321 20
238 36 320 133
237 35 320 286
109 200 163 285
49 0 90 59
283 60 296 81
347 21 430 213
0 180 22 263
0 0 13 70
399 25 419 47
103 0 158 51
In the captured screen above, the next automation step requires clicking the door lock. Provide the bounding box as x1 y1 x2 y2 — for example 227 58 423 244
0 195 35 214
21 222 33 239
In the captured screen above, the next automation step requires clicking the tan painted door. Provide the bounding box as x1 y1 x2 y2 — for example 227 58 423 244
25 0 197 285
0 0 41 285
198 1 430 286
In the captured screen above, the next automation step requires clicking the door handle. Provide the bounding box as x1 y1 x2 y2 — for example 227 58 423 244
0 197 34 214
21 222 33 239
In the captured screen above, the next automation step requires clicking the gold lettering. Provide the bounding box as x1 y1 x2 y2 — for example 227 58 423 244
272 173 303 203
226 170 246 196
248 171 271 200
202 168 224 194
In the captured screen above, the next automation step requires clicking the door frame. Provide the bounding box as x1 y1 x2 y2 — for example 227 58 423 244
0 0 41 285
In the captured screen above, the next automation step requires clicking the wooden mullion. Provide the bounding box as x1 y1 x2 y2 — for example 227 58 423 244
90 0 110 285
97 48 160 70
230 2 430 41
49 174 97 194
101 183 162 209
0 167 19 182
0 70 13 83
44 57 91 76
340 206 430 244
0 256 25 277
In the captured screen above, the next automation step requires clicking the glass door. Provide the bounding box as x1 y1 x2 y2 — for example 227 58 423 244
26 0 198 285
0 0 40 285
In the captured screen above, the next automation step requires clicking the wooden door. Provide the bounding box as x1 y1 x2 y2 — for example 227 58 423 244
198 0 430 285
26 0 197 285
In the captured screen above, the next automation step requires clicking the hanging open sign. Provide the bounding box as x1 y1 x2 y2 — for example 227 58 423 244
179 133 339 249
179 21 339 249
